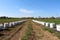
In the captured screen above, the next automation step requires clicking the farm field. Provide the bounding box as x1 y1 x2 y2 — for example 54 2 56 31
0 19 59 40
0 18 25 23
0 19 60 40
36 18 60 24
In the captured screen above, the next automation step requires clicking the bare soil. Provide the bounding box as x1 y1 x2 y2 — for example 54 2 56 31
10 20 30 40
32 22 59 40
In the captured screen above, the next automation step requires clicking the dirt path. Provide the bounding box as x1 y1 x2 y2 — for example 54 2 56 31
32 22 59 40
9 20 30 40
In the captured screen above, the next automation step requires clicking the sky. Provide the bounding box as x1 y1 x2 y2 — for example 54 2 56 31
0 0 60 17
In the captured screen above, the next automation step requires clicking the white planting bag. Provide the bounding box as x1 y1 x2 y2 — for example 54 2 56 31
9 22 14 27
56 25 60 31
12 22 15 26
4 23 9 29
50 23 56 28
41 22 45 26
0 24 4 30
45 22 50 27
32 20 45 26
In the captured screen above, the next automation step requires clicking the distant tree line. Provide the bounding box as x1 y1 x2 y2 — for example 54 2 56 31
0 16 60 19
0 16 19 19
0 16 8 19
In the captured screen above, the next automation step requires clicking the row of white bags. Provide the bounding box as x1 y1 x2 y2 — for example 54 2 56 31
0 20 26 30
32 20 60 31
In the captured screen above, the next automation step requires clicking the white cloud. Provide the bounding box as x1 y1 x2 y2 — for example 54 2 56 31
19 9 34 14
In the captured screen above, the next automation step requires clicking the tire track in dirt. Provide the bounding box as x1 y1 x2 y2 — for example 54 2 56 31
9 20 30 40
32 22 59 40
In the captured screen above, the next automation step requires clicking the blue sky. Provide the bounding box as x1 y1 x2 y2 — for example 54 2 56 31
0 0 60 17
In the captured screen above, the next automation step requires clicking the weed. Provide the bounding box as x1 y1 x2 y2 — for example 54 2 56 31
21 24 33 40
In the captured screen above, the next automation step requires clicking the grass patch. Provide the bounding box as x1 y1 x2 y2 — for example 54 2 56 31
0 18 25 23
21 24 33 40
43 27 55 33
